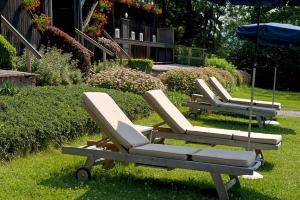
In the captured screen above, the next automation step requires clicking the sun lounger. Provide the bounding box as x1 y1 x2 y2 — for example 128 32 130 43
209 76 281 110
144 90 282 158
62 92 261 200
185 79 278 128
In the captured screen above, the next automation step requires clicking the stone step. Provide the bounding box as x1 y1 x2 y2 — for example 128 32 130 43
0 70 38 87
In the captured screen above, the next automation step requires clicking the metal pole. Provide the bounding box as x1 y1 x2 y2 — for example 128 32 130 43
247 0 262 151
272 66 277 109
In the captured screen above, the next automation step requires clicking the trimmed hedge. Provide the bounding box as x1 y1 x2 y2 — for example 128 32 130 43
87 67 165 95
159 67 238 95
44 26 91 74
0 85 150 160
205 55 236 74
127 58 153 73
0 35 17 69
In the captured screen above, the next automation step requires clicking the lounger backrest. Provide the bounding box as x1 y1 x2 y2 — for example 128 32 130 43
144 90 193 134
82 92 149 150
195 79 222 106
209 77 232 102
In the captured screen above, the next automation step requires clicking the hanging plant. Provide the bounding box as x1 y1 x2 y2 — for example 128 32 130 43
33 13 51 32
143 3 153 12
154 6 162 15
99 0 112 12
22 0 40 11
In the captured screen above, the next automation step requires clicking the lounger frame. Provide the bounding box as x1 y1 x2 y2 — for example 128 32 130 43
184 97 272 128
62 140 261 200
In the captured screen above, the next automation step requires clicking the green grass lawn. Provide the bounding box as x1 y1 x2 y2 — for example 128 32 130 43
231 86 300 111
0 89 299 200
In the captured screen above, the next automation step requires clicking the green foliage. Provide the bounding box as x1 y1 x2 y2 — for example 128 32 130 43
0 85 150 160
127 58 153 74
16 47 82 86
88 67 165 95
159 67 236 95
175 46 204 66
91 60 122 73
0 81 19 96
0 35 17 69
205 55 236 74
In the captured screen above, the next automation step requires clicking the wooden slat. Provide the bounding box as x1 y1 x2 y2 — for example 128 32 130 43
103 29 131 58
75 28 114 56
1 15 42 59
115 38 174 48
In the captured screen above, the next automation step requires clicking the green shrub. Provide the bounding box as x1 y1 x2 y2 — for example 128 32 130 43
91 60 122 73
235 70 250 86
87 67 165 95
190 58 203 67
0 85 150 160
205 55 236 74
127 58 153 73
0 81 19 96
159 67 236 94
0 35 17 69
16 47 82 86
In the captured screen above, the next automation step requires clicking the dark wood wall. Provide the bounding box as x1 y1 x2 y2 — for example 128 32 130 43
0 0 41 54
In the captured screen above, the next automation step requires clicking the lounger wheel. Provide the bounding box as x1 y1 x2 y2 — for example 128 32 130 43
76 167 91 181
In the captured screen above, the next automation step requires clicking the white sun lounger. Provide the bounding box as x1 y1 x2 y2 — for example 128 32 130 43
62 92 261 200
209 76 281 110
185 79 278 128
144 90 282 157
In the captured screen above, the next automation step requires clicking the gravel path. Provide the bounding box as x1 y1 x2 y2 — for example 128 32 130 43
278 110 300 117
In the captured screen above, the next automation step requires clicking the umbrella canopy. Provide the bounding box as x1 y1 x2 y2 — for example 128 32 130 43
237 23 300 49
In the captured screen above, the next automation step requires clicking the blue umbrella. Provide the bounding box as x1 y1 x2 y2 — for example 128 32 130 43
237 22 300 110
237 23 300 49
208 0 300 151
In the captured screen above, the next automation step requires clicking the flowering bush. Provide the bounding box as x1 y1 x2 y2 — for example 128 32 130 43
159 67 238 95
33 13 50 31
22 0 40 11
87 67 166 94
45 26 91 74
98 37 121 56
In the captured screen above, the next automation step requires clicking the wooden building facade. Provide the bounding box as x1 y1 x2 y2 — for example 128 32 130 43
0 0 42 53
1 0 174 63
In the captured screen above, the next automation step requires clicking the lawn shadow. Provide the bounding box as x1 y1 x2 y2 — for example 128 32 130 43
258 161 275 172
187 112 296 135
39 164 280 200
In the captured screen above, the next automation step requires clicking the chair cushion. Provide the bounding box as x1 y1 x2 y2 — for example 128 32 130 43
233 131 282 145
192 149 256 167
194 79 222 106
82 92 149 149
209 76 232 102
144 90 193 134
129 144 200 160
186 126 233 139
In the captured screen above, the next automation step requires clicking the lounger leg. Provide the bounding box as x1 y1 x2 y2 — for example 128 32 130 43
84 156 96 170
211 173 229 200
256 116 265 128
255 149 264 164
228 175 240 189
